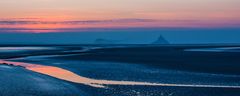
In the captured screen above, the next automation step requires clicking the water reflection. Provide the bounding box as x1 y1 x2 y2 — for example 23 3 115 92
0 47 54 52
1 60 240 88
0 60 164 88
185 47 240 52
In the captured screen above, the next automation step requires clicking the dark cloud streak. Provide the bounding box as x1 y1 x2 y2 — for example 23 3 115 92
0 18 158 25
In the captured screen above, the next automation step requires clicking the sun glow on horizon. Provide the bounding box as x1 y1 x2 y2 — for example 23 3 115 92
0 0 240 33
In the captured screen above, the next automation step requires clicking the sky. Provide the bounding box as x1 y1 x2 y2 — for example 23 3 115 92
0 0 240 31
0 0 240 44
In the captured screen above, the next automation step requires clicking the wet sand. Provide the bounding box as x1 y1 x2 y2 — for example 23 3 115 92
1 45 240 96
51 45 240 75
2 60 240 89
2 60 240 96
0 64 85 96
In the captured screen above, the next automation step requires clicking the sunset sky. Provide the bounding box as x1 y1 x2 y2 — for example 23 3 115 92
0 0 240 33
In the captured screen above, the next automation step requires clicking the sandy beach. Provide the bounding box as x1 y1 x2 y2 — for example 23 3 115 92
1 45 240 96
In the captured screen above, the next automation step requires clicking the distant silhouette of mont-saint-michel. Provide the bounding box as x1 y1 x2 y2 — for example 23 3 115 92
152 35 169 44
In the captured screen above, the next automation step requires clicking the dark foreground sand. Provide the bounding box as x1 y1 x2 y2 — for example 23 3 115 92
0 64 86 96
